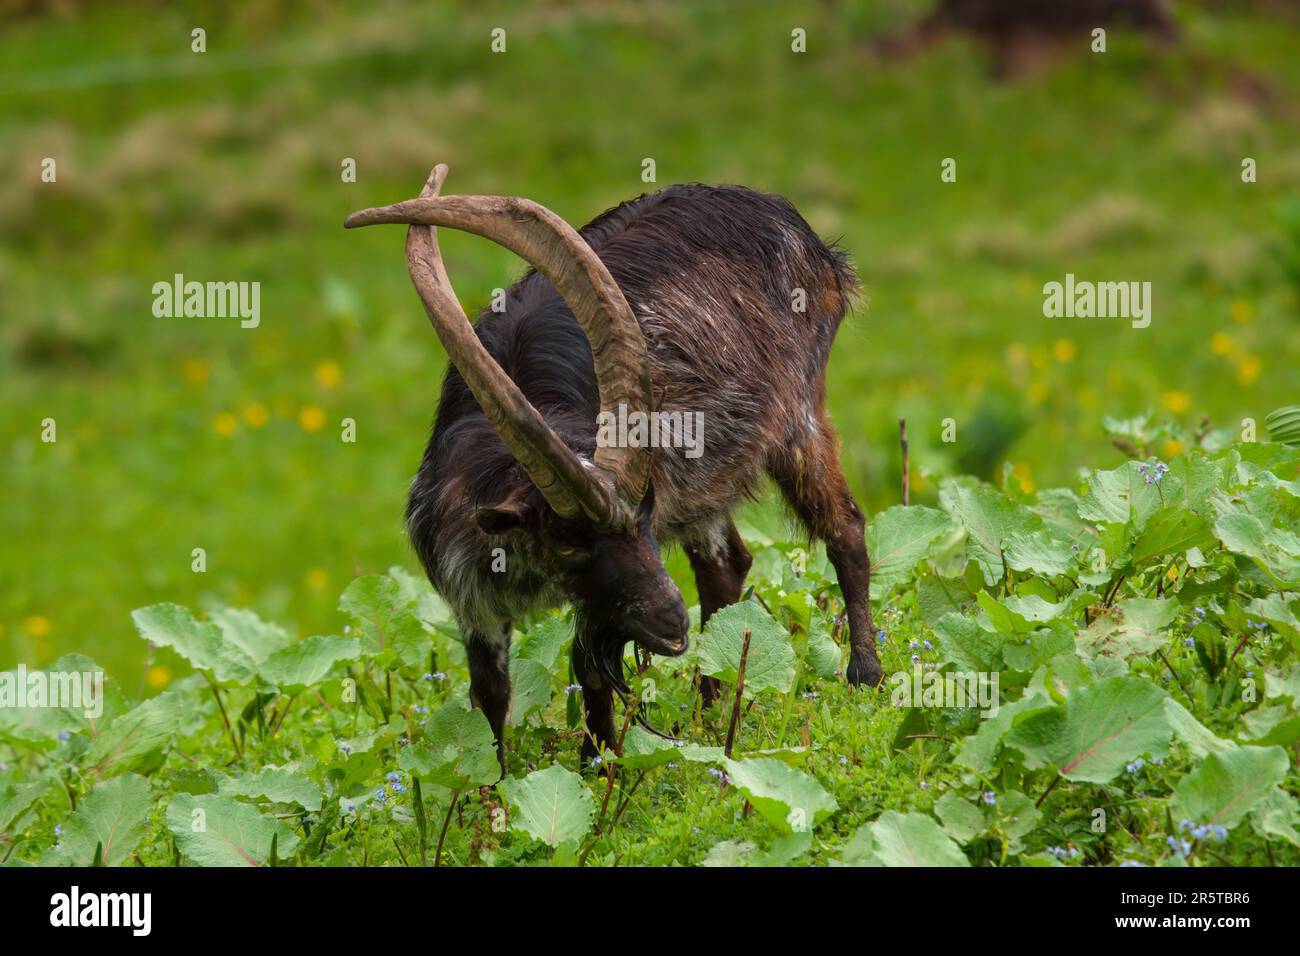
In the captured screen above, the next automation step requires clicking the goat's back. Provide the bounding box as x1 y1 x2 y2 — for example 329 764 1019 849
428 183 859 539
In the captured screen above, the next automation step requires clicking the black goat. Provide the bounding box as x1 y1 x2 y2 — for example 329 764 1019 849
346 165 881 768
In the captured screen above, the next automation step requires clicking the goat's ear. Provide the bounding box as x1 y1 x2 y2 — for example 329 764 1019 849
636 482 657 522
475 488 530 535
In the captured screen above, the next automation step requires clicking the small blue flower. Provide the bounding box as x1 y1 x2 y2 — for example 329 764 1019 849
922 640 933 651
908 640 919 650
911 654 920 664
839 755 848 766
386 771 401 783
344 802 356 813
590 755 603 768
1179 819 1194 831
1210 825 1228 842
564 684 582 695
57 730 71 743
876 630 888 645
54 824 63 837
982 791 996 805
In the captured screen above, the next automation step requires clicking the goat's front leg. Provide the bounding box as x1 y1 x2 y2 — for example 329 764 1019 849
685 517 753 707
571 638 616 769
465 624 512 773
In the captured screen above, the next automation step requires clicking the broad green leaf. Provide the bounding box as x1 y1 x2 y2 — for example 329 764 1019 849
508 657 552 726
219 767 322 812
1128 507 1214 567
934 613 1004 672
0 654 123 746
0 781 50 833
1004 530 1076 577
42 773 151 866
500 764 594 847
1162 699 1234 758
805 610 842 680
935 791 985 843
339 574 431 665
388 565 455 629
398 703 500 789
1006 677 1172 783
916 576 978 626
843 811 969 867
980 592 1092 635
697 601 795 697
517 615 572 671
722 757 837 833
953 691 1053 773
615 725 683 770
207 606 293 663
1251 789 1300 847
1246 593 1300 646
131 604 259 685
167 793 301 866
1171 745 1289 829
1212 491 1300 588
939 479 1043 586
1078 462 1166 530
258 635 360 691
1240 706 1300 747
866 505 951 598
84 691 187 779
1077 598 1177 660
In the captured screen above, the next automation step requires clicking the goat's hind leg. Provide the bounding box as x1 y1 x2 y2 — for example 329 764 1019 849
769 420 883 688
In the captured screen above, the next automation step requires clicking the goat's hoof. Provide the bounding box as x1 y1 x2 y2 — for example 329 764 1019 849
846 654 884 689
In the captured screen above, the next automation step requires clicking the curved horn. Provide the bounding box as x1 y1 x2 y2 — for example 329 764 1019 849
347 165 616 523
345 166 653 516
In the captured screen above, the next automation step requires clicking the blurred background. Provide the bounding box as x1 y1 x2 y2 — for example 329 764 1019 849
2 0 1298 682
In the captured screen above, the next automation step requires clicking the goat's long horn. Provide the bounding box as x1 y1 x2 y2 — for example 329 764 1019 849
347 165 655 524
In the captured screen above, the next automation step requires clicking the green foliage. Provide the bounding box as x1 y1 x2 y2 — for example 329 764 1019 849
2 441 1297 866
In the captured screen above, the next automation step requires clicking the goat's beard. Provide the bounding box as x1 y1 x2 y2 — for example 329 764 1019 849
573 614 632 695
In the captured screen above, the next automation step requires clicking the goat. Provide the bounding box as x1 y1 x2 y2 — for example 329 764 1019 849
345 165 881 768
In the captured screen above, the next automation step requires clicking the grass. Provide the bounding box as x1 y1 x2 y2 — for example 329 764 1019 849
2 0 1299 688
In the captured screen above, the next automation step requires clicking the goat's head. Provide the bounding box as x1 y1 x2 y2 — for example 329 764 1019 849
346 165 689 687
